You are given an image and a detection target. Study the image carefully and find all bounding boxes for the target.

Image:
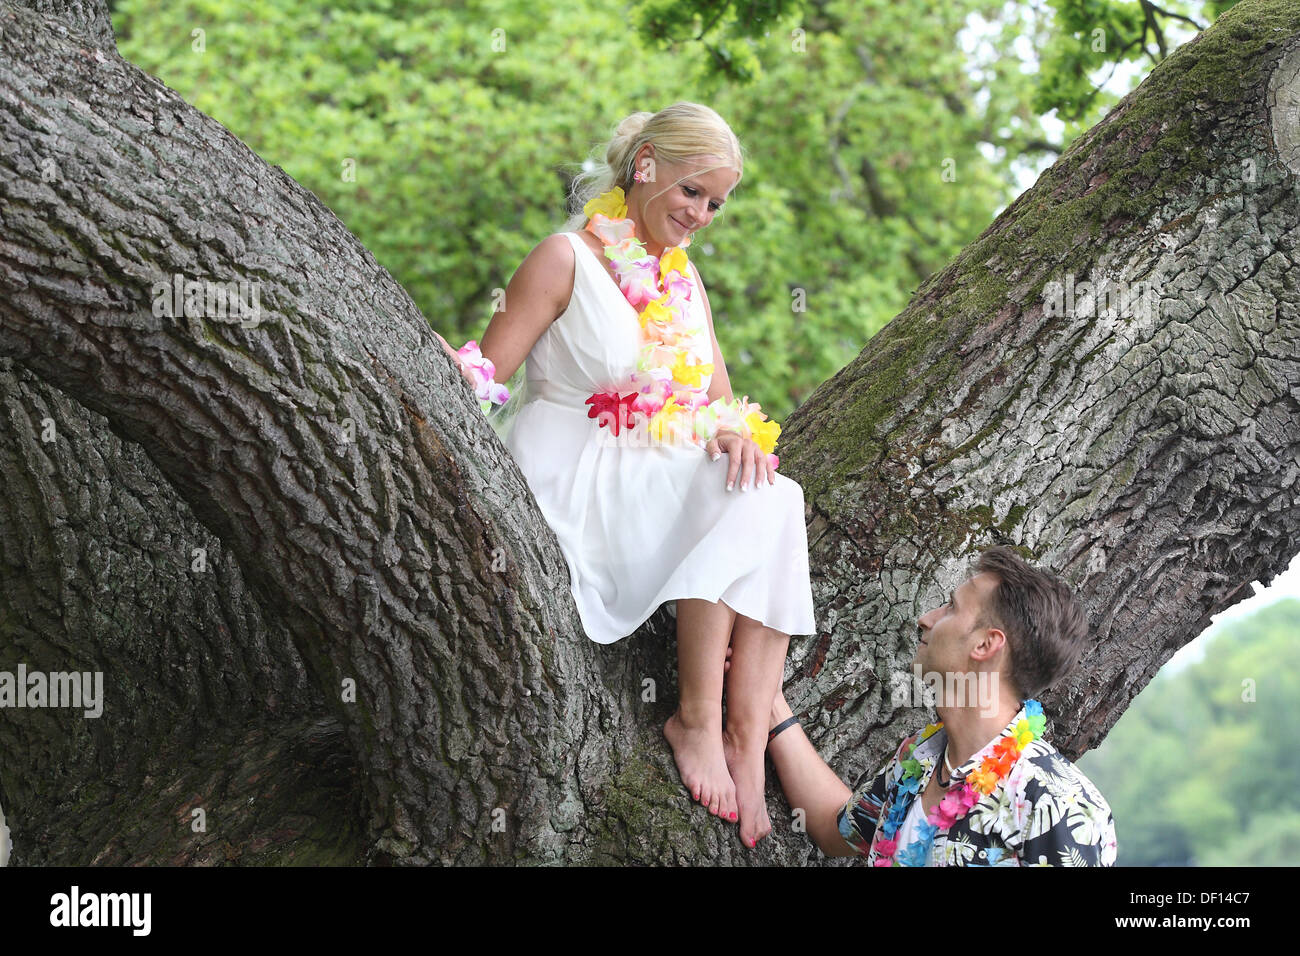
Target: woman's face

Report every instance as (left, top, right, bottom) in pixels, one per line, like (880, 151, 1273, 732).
(629, 148, 737, 249)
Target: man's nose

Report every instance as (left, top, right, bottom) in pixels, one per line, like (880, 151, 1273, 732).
(917, 607, 939, 631)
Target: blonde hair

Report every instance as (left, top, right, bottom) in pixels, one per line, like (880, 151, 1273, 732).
(562, 102, 745, 232)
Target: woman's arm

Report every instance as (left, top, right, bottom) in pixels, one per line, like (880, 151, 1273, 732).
(689, 261, 734, 406)
(691, 260, 779, 489)
(439, 233, 575, 387)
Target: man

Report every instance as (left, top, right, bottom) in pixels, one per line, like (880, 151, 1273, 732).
(766, 546, 1117, 865)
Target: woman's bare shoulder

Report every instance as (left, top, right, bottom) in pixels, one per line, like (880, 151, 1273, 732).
(508, 232, 577, 328)
(514, 232, 576, 288)
(531, 231, 577, 266)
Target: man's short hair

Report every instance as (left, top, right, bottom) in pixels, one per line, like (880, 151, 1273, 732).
(973, 546, 1089, 698)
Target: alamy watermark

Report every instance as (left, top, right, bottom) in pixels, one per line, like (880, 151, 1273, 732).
(890, 663, 1000, 717)
(1042, 270, 1163, 322)
(0, 665, 103, 718)
(152, 272, 263, 328)
(50, 886, 150, 936)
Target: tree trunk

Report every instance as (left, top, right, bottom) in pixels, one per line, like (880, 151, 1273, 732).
(1, 0, 1297, 865)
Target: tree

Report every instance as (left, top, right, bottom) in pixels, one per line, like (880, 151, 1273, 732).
(0, 0, 1297, 865)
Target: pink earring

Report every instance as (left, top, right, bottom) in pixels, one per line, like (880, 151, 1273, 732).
(633, 167, 649, 183)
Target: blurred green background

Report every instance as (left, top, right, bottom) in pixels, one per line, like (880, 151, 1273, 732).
(1078, 598, 1300, 866)
(109, 0, 1236, 421)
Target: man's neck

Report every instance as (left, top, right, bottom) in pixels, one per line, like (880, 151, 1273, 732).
(936, 695, 1023, 768)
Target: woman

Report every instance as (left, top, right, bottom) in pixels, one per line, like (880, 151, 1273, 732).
(437, 103, 816, 849)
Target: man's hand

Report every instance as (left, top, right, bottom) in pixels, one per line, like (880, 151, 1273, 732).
(770, 688, 795, 730)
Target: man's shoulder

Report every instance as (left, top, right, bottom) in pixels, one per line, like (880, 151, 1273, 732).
(1005, 737, 1118, 865)
(1015, 738, 1111, 810)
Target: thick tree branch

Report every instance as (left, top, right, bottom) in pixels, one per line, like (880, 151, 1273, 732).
(0, 0, 604, 865)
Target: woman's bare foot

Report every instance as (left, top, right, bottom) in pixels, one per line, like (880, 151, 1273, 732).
(722, 727, 772, 848)
(664, 709, 738, 822)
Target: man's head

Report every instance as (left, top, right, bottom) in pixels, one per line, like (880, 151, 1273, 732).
(915, 546, 1089, 702)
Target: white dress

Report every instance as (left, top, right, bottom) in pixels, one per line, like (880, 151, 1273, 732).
(502, 231, 817, 644)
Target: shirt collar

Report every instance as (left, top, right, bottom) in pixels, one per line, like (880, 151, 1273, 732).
(915, 702, 1033, 778)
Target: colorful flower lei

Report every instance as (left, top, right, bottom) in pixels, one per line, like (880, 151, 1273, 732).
(874, 699, 1046, 867)
(580, 187, 781, 468)
(456, 339, 510, 413)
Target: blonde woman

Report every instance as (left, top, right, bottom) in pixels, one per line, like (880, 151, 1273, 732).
(437, 103, 816, 849)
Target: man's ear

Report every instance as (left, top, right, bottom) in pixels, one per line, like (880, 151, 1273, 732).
(971, 625, 1007, 663)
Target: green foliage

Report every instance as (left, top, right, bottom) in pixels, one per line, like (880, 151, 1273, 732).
(109, 0, 1220, 422)
(1032, 0, 1231, 132)
(1077, 599, 1300, 866)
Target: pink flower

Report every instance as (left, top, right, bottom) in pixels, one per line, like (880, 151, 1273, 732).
(736, 393, 764, 419)
(662, 270, 693, 303)
(584, 391, 639, 436)
(617, 257, 661, 308)
(927, 803, 957, 829)
(927, 784, 980, 829)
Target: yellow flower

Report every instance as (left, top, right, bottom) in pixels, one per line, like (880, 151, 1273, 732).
(967, 767, 1000, 795)
(659, 246, 689, 281)
(672, 352, 713, 388)
(1013, 720, 1034, 748)
(583, 187, 628, 222)
(744, 412, 781, 455)
(639, 295, 675, 331)
(648, 396, 682, 443)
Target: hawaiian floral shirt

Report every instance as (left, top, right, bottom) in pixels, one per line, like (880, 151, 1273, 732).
(837, 705, 1118, 866)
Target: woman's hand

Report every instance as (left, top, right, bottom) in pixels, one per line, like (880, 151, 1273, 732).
(433, 331, 475, 387)
(705, 427, 776, 492)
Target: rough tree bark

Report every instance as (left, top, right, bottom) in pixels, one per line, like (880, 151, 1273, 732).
(1, 0, 1297, 865)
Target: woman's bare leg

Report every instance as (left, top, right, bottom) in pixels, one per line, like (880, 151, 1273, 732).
(663, 598, 739, 822)
(723, 613, 791, 848)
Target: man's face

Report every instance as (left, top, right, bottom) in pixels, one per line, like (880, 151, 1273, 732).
(915, 571, 1000, 678)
